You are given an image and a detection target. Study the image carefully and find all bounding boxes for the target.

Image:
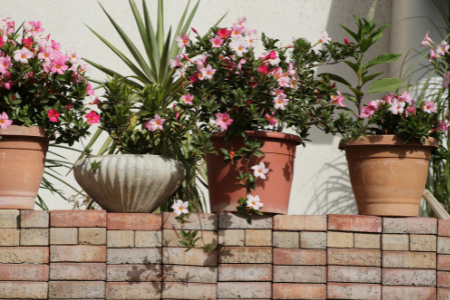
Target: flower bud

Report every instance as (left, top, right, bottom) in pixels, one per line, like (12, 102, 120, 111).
(343, 38, 349, 45)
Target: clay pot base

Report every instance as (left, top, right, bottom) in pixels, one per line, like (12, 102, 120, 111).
(357, 202, 419, 217)
(0, 197, 35, 210)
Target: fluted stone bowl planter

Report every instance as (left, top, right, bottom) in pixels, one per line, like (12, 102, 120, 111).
(74, 154, 185, 212)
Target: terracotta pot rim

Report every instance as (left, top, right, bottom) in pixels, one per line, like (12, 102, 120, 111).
(210, 130, 302, 145)
(338, 135, 438, 150)
(0, 125, 47, 138)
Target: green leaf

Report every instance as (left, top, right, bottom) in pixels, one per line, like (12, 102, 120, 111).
(340, 25, 359, 42)
(156, 0, 165, 55)
(343, 60, 360, 74)
(362, 72, 383, 84)
(348, 86, 364, 97)
(367, 78, 403, 94)
(366, 53, 402, 68)
(360, 38, 372, 52)
(319, 73, 351, 86)
(369, 24, 390, 39)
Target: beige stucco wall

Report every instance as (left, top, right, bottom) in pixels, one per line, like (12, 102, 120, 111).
(0, 0, 393, 213)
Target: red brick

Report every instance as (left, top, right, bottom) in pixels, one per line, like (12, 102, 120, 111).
(383, 269, 436, 286)
(382, 286, 436, 300)
(49, 281, 105, 298)
(0, 264, 48, 281)
(50, 263, 106, 280)
(50, 210, 106, 227)
(328, 249, 381, 266)
(272, 283, 326, 299)
(163, 265, 215, 283)
(439, 220, 450, 237)
(439, 272, 450, 288)
(218, 247, 272, 264)
(274, 266, 326, 283)
(327, 283, 381, 299)
(163, 248, 216, 266)
(163, 212, 217, 230)
(0, 246, 48, 263)
(218, 282, 271, 299)
(0, 281, 48, 299)
(107, 213, 161, 230)
(438, 288, 450, 300)
(327, 266, 381, 284)
(274, 215, 326, 231)
(383, 217, 437, 234)
(50, 245, 106, 262)
(106, 282, 161, 299)
(382, 251, 436, 269)
(439, 255, 450, 271)
(328, 214, 382, 233)
(274, 249, 326, 265)
(218, 264, 271, 281)
(163, 282, 217, 299)
(107, 264, 162, 281)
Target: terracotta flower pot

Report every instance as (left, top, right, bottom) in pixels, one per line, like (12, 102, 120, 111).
(74, 154, 186, 212)
(0, 125, 49, 210)
(206, 131, 302, 214)
(339, 135, 438, 216)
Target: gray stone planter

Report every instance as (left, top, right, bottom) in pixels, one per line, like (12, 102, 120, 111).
(74, 154, 185, 212)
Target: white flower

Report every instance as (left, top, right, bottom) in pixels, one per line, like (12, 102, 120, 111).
(246, 195, 263, 210)
(171, 200, 189, 216)
(388, 100, 405, 115)
(319, 31, 331, 44)
(229, 40, 249, 57)
(251, 162, 269, 180)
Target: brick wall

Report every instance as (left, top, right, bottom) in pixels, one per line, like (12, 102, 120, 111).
(0, 210, 448, 299)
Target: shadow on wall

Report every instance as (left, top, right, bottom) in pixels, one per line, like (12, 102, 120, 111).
(300, 0, 392, 215)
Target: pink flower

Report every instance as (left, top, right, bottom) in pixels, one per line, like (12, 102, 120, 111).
(85, 111, 100, 125)
(423, 101, 437, 113)
(201, 64, 216, 80)
(51, 55, 69, 75)
(145, 114, 165, 132)
(264, 113, 278, 125)
(273, 94, 289, 110)
(397, 91, 412, 104)
(237, 16, 247, 27)
(360, 106, 374, 118)
(246, 194, 263, 210)
(0, 111, 12, 130)
(215, 112, 233, 130)
(437, 120, 448, 132)
(37, 48, 55, 63)
(28, 21, 44, 34)
(389, 100, 405, 115)
(190, 73, 199, 83)
(368, 100, 381, 111)
(171, 199, 189, 216)
(180, 93, 194, 105)
(405, 107, 416, 117)
(217, 28, 231, 38)
(429, 49, 439, 62)
(51, 40, 61, 52)
(382, 93, 395, 104)
(251, 162, 269, 180)
(421, 31, 433, 48)
(319, 31, 331, 44)
(231, 24, 244, 38)
(331, 92, 345, 107)
(258, 64, 269, 74)
(436, 40, 449, 56)
(0, 55, 12, 72)
(195, 56, 207, 69)
(175, 33, 190, 48)
(210, 35, 224, 48)
(47, 109, 60, 122)
(169, 55, 183, 69)
(443, 72, 450, 88)
(13, 47, 33, 63)
(42, 62, 51, 73)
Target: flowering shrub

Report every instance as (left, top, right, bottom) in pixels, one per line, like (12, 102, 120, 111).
(0, 17, 98, 145)
(168, 16, 361, 221)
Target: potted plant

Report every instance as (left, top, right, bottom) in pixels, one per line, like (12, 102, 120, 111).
(175, 17, 360, 220)
(0, 18, 98, 210)
(74, 76, 193, 213)
(315, 16, 446, 216)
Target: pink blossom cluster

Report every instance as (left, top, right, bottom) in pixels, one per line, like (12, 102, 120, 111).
(420, 32, 450, 88)
(0, 17, 100, 128)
